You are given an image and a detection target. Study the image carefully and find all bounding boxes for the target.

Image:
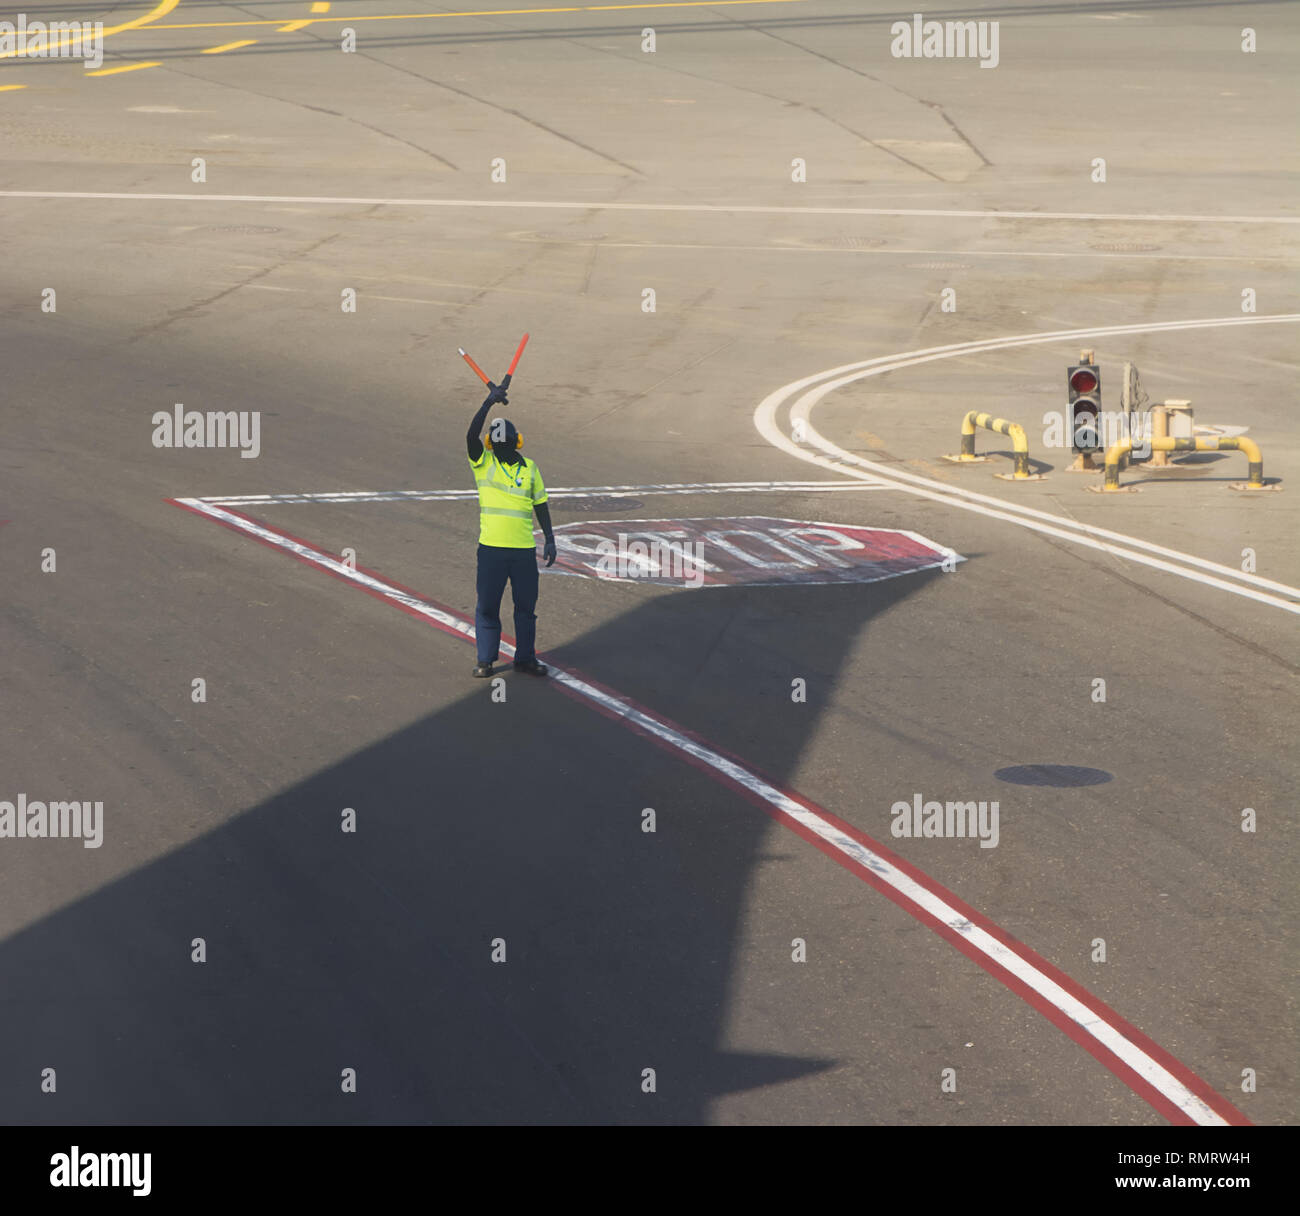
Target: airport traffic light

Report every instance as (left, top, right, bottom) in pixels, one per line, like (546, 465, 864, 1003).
(1067, 354, 1101, 453)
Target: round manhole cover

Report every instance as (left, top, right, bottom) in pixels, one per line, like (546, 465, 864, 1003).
(555, 495, 643, 512)
(1089, 242, 1161, 252)
(994, 765, 1113, 787)
(207, 225, 282, 234)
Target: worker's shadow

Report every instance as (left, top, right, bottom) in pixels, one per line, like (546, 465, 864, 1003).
(0, 568, 938, 1124)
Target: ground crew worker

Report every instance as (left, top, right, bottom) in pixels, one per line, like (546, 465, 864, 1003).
(467, 380, 556, 678)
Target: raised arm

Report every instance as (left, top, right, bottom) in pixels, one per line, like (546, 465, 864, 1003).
(466, 384, 505, 460)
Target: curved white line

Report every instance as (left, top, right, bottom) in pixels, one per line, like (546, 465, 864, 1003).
(754, 316, 1300, 614)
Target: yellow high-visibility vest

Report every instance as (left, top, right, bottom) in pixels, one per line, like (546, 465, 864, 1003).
(468, 449, 547, 547)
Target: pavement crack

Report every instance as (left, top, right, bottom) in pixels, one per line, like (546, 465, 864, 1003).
(1031, 510, 1298, 673)
(922, 100, 993, 169)
(297, 98, 462, 172)
(398, 241, 554, 356)
(580, 240, 599, 296)
(169, 4, 462, 171)
(345, 48, 645, 178)
(127, 233, 341, 344)
(575, 335, 735, 432)
(707, 5, 991, 175)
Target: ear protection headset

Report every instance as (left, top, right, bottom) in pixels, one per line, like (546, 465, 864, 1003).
(489, 418, 524, 451)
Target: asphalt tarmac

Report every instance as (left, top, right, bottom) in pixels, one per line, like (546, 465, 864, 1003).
(0, 0, 1295, 1125)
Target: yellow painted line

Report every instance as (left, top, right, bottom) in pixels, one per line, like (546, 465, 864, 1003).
(2, 0, 181, 58)
(311, 2, 331, 11)
(279, 19, 313, 31)
(0, 83, 28, 91)
(202, 39, 259, 53)
(86, 61, 162, 76)
(148, 0, 804, 33)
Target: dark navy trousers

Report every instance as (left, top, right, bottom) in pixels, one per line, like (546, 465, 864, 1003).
(475, 544, 539, 664)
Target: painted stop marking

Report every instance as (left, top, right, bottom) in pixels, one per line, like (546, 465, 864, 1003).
(541, 517, 961, 587)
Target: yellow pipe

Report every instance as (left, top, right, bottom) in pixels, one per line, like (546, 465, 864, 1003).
(959, 411, 1032, 477)
(1101, 436, 1265, 491)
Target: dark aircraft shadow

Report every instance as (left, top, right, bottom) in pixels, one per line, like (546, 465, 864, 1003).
(0, 566, 940, 1124)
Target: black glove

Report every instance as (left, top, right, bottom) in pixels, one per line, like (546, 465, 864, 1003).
(543, 539, 557, 568)
(483, 381, 508, 407)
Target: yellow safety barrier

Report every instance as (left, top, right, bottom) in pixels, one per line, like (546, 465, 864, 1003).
(944, 411, 1043, 481)
(1093, 435, 1273, 493)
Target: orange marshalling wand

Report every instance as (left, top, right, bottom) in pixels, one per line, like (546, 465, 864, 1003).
(503, 333, 529, 384)
(457, 346, 492, 387)
(458, 334, 529, 389)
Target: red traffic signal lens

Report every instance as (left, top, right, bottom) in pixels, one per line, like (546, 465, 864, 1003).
(1070, 368, 1098, 393)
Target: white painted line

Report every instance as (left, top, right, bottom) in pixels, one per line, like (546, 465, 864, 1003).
(754, 316, 1300, 614)
(173, 495, 1243, 1126)
(0, 191, 1295, 225)
(179, 499, 487, 649)
(197, 479, 890, 506)
(532, 239, 1296, 266)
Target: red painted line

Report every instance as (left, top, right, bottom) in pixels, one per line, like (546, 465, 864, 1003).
(545, 663, 1243, 1126)
(171, 497, 512, 651)
(169, 496, 1250, 1126)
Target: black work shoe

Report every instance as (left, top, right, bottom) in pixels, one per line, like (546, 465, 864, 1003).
(472, 662, 494, 678)
(512, 659, 548, 677)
